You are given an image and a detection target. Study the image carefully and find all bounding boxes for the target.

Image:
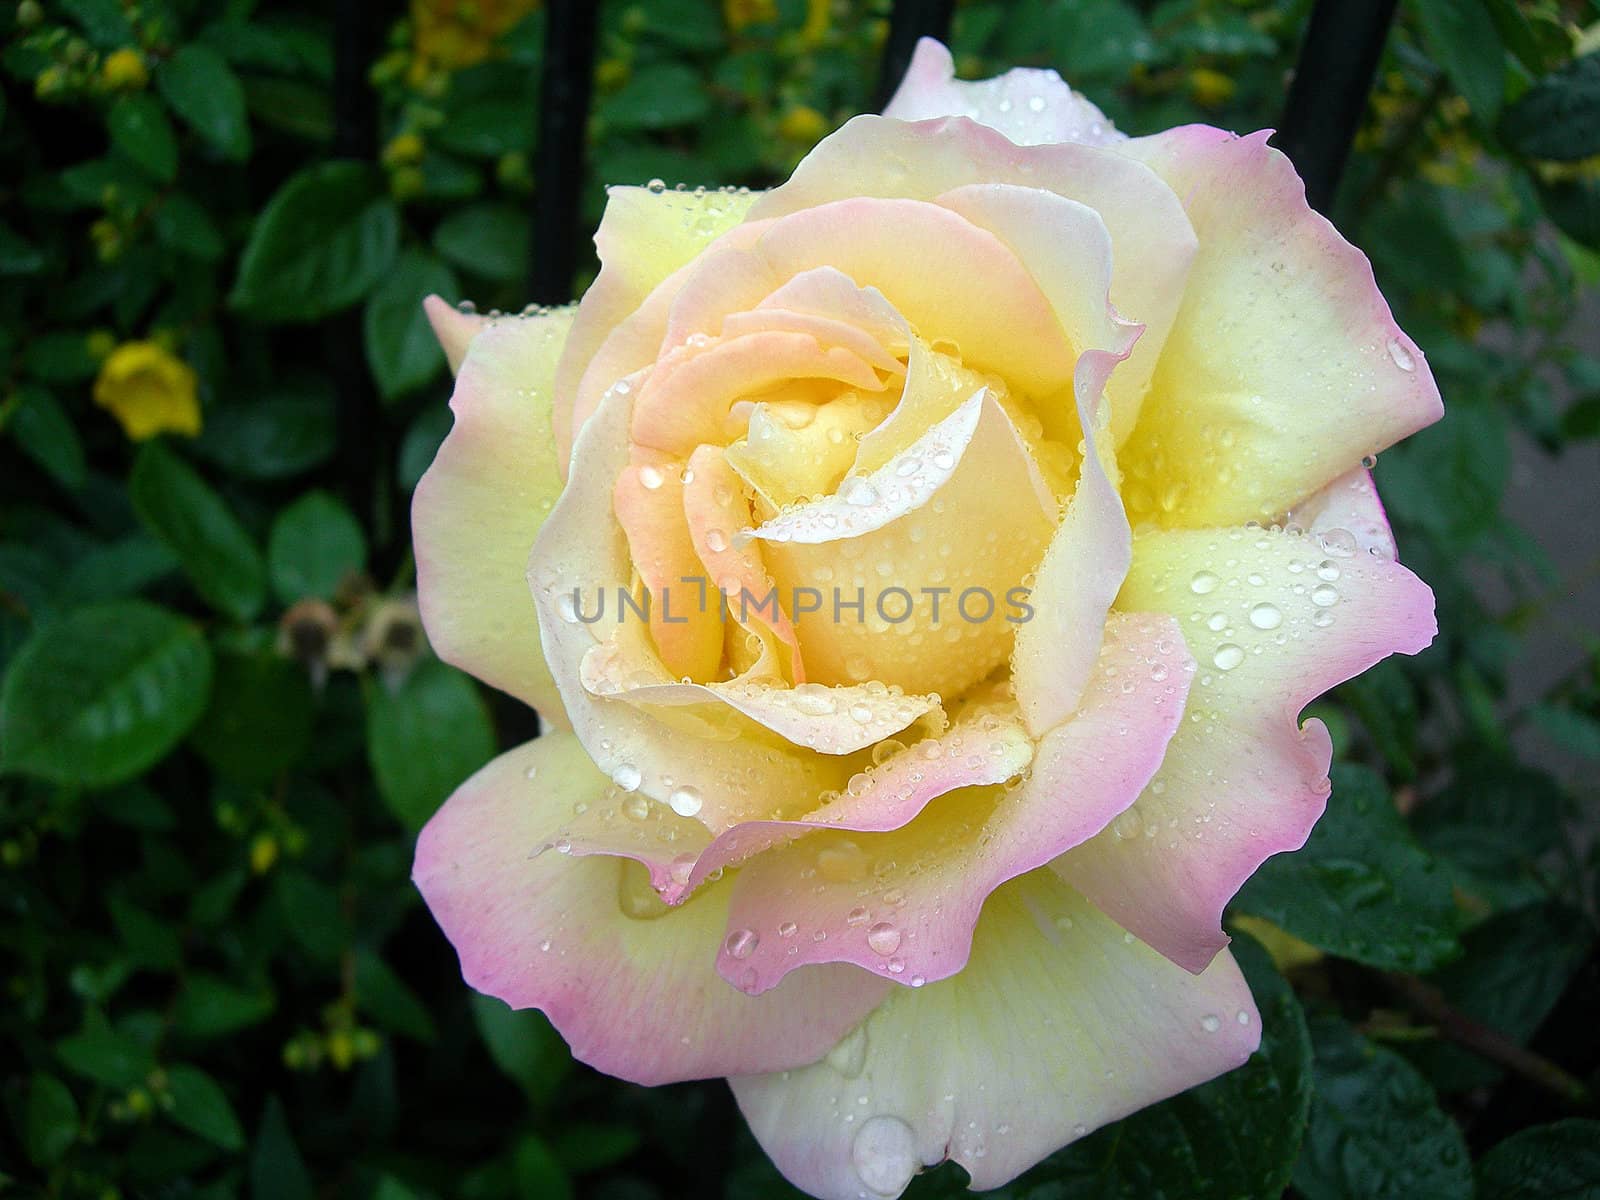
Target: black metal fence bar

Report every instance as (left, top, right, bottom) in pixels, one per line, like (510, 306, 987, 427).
(1272, 0, 1399, 214)
(874, 0, 957, 112)
(530, 0, 601, 305)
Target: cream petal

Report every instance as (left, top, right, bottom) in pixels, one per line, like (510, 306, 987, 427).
(1054, 523, 1437, 972)
(413, 308, 576, 723)
(883, 37, 1128, 149)
(731, 869, 1259, 1199)
(1115, 127, 1444, 526)
(412, 733, 889, 1085)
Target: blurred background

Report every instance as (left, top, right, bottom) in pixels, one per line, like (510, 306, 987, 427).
(2, 1, 1598, 1198)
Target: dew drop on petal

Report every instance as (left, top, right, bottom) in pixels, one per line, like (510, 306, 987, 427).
(1386, 336, 1416, 372)
(1248, 602, 1282, 630)
(668, 786, 703, 817)
(1200, 1014, 1222, 1033)
(1190, 570, 1219, 595)
(852, 1116, 919, 1197)
(611, 762, 642, 792)
(866, 922, 902, 956)
(1212, 643, 1245, 671)
(725, 928, 759, 960)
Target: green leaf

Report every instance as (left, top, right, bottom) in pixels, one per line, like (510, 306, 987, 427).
(109, 893, 183, 970)
(471, 993, 573, 1104)
(267, 490, 366, 604)
(251, 1097, 314, 1200)
(274, 868, 347, 963)
(55, 535, 178, 607)
(354, 950, 438, 1043)
(362, 250, 458, 402)
(57, 1018, 157, 1088)
(10, 385, 87, 490)
(189, 648, 314, 784)
(1234, 764, 1461, 972)
(108, 93, 178, 182)
(0, 218, 47, 275)
(164, 1064, 244, 1150)
(432, 203, 529, 282)
(1294, 1019, 1471, 1200)
(365, 657, 495, 831)
(598, 63, 711, 131)
(1535, 178, 1600, 251)
(976, 930, 1310, 1199)
(0, 601, 213, 787)
(157, 45, 251, 161)
(1406, 902, 1592, 1093)
(230, 162, 400, 321)
(550, 1122, 642, 1174)
(173, 972, 275, 1038)
(1413, 0, 1505, 122)
(193, 385, 337, 480)
(23, 1072, 79, 1167)
(154, 192, 224, 262)
(130, 441, 267, 621)
(514, 1134, 573, 1200)
(1528, 703, 1600, 758)
(1499, 54, 1600, 162)
(62, 0, 136, 46)
(1477, 1120, 1600, 1199)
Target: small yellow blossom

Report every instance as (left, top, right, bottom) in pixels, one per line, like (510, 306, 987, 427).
(101, 47, 149, 91)
(1188, 67, 1235, 109)
(250, 833, 280, 875)
(382, 131, 426, 167)
(801, 0, 830, 44)
(411, 0, 540, 77)
(93, 341, 202, 441)
(778, 103, 828, 144)
(724, 0, 776, 32)
(595, 57, 630, 90)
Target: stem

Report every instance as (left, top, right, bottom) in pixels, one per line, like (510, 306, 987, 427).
(1385, 972, 1594, 1107)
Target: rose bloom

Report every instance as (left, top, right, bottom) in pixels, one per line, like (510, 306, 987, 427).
(411, 40, 1439, 1200)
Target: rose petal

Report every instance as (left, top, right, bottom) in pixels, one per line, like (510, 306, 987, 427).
(1115, 127, 1444, 526)
(883, 37, 1127, 150)
(717, 613, 1193, 994)
(754, 391, 1058, 698)
(553, 184, 758, 467)
(1011, 346, 1131, 735)
(1054, 523, 1437, 972)
(531, 379, 852, 830)
(752, 115, 1198, 441)
(412, 733, 890, 1084)
(1287, 465, 1399, 561)
(423, 294, 491, 373)
(731, 869, 1259, 1200)
(413, 308, 575, 723)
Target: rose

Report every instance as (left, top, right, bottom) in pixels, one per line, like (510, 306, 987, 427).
(410, 39, 1440, 1199)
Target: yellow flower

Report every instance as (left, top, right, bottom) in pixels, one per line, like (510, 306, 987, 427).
(93, 341, 201, 441)
(801, 0, 830, 44)
(776, 103, 827, 144)
(1188, 67, 1235, 109)
(1230, 915, 1324, 972)
(723, 0, 776, 32)
(382, 131, 426, 167)
(100, 47, 149, 91)
(411, 0, 540, 75)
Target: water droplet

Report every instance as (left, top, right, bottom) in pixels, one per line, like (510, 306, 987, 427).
(1312, 608, 1335, 628)
(621, 793, 650, 821)
(1112, 807, 1144, 840)
(1027, 94, 1046, 112)
(1190, 571, 1219, 595)
(646, 177, 667, 194)
(839, 475, 879, 506)
(1386, 336, 1415, 371)
(638, 465, 664, 490)
(846, 905, 871, 927)
(1310, 583, 1340, 608)
(1212, 643, 1245, 671)
(1200, 1013, 1222, 1033)
(705, 528, 729, 553)
(851, 1115, 918, 1196)
(850, 703, 874, 723)
(725, 928, 759, 959)
(1248, 603, 1282, 631)
(611, 762, 642, 792)
(668, 786, 703, 817)
(866, 922, 902, 956)
(1318, 527, 1358, 557)
(1236, 1009, 1252, 1026)
(1316, 559, 1341, 582)
(523, 764, 538, 780)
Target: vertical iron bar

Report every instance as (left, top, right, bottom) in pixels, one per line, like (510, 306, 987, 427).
(874, 0, 957, 112)
(529, 0, 600, 305)
(1271, 0, 1399, 214)
(330, 0, 383, 552)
